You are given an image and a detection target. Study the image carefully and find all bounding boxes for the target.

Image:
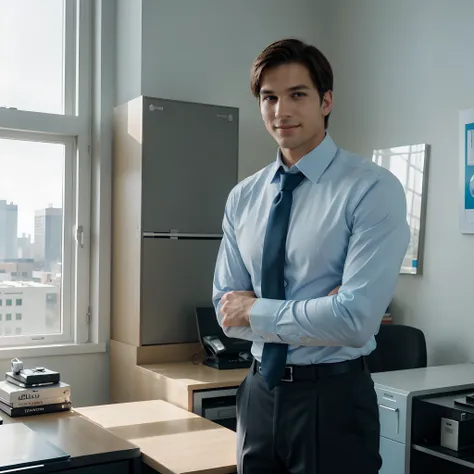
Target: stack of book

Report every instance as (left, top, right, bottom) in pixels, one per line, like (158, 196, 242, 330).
(0, 380, 71, 417)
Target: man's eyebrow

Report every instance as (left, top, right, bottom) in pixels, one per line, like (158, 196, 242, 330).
(260, 84, 312, 95)
(287, 84, 311, 92)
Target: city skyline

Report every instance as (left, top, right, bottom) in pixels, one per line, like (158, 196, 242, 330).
(0, 138, 64, 237)
(0, 196, 62, 242)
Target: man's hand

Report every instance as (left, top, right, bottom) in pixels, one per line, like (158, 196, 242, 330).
(220, 291, 257, 328)
(328, 285, 341, 296)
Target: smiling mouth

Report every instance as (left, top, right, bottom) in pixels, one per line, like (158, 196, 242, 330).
(275, 125, 300, 134)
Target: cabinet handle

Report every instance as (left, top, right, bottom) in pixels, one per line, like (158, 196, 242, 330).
(379, 404, 400, 434)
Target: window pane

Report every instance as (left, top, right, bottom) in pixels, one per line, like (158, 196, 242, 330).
(0, 137, 64, 336)
(0, 0, 65, 114)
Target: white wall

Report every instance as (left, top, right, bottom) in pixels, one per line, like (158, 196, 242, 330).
(140, 0, 327, 179)
(322, 0, 474, 365)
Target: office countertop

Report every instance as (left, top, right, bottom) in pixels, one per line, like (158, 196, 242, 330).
(138, 360, 248, 392)
(0, 409, 140, 468)
(372, 363, 474, 395)
(77, 399, 237, 474)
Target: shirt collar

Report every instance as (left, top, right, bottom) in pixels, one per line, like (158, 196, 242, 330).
(269, 133, 338, 185)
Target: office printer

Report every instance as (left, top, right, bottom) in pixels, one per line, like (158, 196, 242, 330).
(195, 307, 253, 370)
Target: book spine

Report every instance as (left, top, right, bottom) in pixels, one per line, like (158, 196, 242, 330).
(7, 402, 72, 417)
(3, 395, 71, 409)
(3, 388, 71, 405)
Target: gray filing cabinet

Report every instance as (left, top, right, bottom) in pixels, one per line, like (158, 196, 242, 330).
(372, 363, 474, 474)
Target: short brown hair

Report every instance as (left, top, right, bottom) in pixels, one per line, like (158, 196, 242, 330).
(250, 38, 333, 128)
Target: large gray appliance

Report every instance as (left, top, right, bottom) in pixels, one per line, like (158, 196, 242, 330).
(139, 97, 238, 345)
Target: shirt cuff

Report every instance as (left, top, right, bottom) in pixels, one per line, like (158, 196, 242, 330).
(249, 298, 285, 340)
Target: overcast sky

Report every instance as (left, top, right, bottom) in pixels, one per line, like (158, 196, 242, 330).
(0, 0, 64, 238)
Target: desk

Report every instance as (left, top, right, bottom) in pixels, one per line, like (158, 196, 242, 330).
(110, 340, 247, 415)
(137, 361, 247, 413)
(372, 363, 474, 474)
(77, 399, 237, 474)
(0, 409, 140, 473)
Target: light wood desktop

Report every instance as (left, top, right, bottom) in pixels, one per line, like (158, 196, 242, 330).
(110, 339, 247, 412)
(77, 399, 237, 474)
(137, 361, 248, 411)
(1, 399, 236, 474)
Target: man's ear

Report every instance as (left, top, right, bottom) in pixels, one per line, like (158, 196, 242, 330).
(322, 90, 333, 116)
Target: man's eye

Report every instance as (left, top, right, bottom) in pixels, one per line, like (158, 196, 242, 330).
(263, 96, 277, 102)
(292, 92, 306, 98)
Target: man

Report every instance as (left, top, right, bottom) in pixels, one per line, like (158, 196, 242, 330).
(212, 38, 410, 474)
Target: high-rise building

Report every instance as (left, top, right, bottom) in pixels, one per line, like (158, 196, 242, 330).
(0, 200, 18, 260)
(34, 207, 62, 271)
(17, 233, 33, 259)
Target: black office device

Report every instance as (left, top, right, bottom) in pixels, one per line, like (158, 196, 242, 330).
(7, 359, 60, 388)
(195, 306, 253, 370)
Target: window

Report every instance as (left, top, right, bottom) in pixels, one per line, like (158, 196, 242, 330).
(0, 314, 2, 321)
(5, 327, 11, 335)
(0, 0, 91, 347)
(0, 300, 2, 306)
(6, 314, 11, 321)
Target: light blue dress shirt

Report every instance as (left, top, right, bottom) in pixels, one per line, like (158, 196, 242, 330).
(213, 134, 410, 365)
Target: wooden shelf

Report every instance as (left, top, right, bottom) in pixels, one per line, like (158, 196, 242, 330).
(413, 443, 474, 469)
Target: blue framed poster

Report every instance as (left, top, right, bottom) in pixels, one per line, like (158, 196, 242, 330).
(460, 109, 474, 233)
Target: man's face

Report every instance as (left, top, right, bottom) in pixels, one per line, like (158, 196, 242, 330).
(259, 62, 332, 156)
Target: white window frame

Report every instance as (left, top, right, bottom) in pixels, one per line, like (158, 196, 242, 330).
(0, 0, 91, 348)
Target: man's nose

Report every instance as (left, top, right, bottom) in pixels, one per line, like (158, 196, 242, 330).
(274, 98, 293, 119)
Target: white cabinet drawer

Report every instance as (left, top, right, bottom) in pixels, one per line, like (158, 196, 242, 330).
(379, 437, 406, 474)
(376, 388, 407, 443)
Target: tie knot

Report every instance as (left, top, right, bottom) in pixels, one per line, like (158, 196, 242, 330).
(280, 170, 306, 192)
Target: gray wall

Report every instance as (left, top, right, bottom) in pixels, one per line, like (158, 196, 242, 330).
(115, 0, 142, 105)
(139, 0, 327, 179)
(321, 0, 474, 365)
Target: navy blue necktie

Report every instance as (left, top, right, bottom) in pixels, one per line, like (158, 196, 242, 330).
(260, 169, 306, 389)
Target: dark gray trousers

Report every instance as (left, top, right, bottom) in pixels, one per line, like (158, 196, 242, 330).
(236, 363, 382, 474)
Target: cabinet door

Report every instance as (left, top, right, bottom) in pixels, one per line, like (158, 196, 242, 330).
(141, 237, 221, 345)
(141, 97, 238, 234)
(379, 437, 406, 474)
